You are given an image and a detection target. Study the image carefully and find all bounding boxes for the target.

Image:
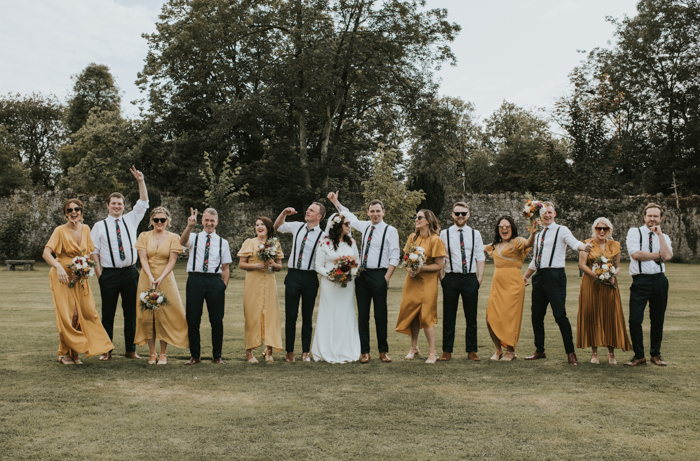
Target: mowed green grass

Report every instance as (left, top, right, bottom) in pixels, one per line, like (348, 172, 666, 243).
(1, 261, 698, 460)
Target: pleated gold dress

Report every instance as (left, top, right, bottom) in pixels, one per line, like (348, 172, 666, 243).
(576, 239, 631, 350)
(133, 231, 189, 349)
(238, 238, 284, 351)
(46, 225, 113, 358)
(484, 237, 531, 351)
(396, 233, 446, 335)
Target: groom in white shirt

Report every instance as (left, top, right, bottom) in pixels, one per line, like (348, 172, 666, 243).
(523, 202, 591, 365)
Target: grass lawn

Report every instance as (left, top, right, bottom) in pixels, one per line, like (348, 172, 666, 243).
(1, 260, 698, 460)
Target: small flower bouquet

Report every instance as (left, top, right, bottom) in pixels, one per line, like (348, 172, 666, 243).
(328, 255, 358, 287)
(401, 244, 425, 270)
(257, 237, 279, 273)
(591, 255, 618, 289)
(66, 255, 96, 288)
(522, 199, 545, 232)
(139, 288, 170, 311)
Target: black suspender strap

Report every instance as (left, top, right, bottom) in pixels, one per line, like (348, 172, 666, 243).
(534, 231, 541, 263)
(548, 227, 561, 268)
(361, 226, 370, 261)
(191, 234, 199, 272)
(306, 231, 323, 270)
(291, 226, 304, 265)
(638, 228, 644, 274)
(469, 229, 475, 273)
(121, 219, 134, 264)
(376, 226, 389, 268)
(446, 229, 454, 272)
(215, 236, 223, 273)
(103, 220, 116, 267)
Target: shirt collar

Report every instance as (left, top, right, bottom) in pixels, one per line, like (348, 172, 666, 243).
(201, 230, 218, 237)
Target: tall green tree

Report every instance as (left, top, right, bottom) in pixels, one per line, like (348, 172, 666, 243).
(66, 63, 121, 134)
(0, 127, 31, 196)
(0, 93, 66, 188)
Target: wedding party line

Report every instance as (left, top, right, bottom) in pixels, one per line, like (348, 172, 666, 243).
(44, 167, 672, 368)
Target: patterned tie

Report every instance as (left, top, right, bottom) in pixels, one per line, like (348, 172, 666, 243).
(649, 231, 653, 253)
(296, 228, 312, 269)
(202, 234, 211, 272)
(362, 226, 375, 269)
(115, 219, 126, 261)
(458, 229, 467, 274)
(535, 227, 549, 270)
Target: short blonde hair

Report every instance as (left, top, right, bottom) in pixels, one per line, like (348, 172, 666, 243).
(453, 202, 469, 212)
(590, 217, 613, 239)
(202, 208, 218, 218)
(543, 201, 555, 210)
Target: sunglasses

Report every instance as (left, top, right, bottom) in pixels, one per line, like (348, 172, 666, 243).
(66, 207, 82, 213)
(342, 222, 350, 227)
(453, 212, 468, 217)
(498, 225, 511, 230)
(152, 218, 168, 224)
(595, 227, 610, 231)
(414, 216, 424, 221)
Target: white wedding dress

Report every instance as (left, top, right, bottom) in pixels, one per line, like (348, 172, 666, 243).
(311, 238, 361, 363)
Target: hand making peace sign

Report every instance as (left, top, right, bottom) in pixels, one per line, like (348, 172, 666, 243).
(187, 208, 198, 228)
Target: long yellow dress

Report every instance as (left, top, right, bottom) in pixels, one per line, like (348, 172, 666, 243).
(238, 238, 284, 351)
(484, 237, 531, 351)
(577, 239, 631, 350)
(396, 233, 446, 335)
(133, 231, 189, 349)
(46, 225, 113, 358)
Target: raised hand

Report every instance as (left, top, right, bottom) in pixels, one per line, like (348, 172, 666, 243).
(282, 207, 297, 216)
(651, 225, 662, 236)
(187, 208, 198, 228)
(327, 191, 339, 203)
(129, 165, 144, 182)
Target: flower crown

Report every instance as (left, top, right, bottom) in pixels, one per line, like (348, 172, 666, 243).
(329, 212, 349, 230)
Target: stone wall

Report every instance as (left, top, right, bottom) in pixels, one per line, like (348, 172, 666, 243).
(2, 190, 699, 261)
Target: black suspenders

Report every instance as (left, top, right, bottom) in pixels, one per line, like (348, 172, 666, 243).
(121, 219, 134, 264)
(446, 229, 454, 272)
(291, 226, 304, 266)
(361, 226, 370, 261)
(376, 226, 389, 268)
(190, 234, 200, 271)
(469, 229, 475, 273)
(215, 236, 223, 273)
(446, 228, 475, 273)
(306, 231, 323, 270)
(547, 227, 561, 268)
(103, 220, 116, 267)
(638, 228, 663, 273)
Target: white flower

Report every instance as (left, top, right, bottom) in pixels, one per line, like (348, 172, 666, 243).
(88, 268, 95, 277)
(409, 254, 419, 261)
(157, 296, 164, 304)
(599, 275, 605, 280)
(539, 207, 546, 217)
(600, 256, 608, 263)
(259, 244, 265, 249)
(140, 292, 147, 301)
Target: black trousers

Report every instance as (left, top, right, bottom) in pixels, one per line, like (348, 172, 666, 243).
(186, 273, 226, 359)
(531, 268, 575, 354)
(98, 266, 139, 353)
(284, 269, 319, 353)
(441, 272, 479, 353)
(356, 269, 389, 354)
(629, 273, 669, 359)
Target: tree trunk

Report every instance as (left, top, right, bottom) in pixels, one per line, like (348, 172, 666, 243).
(298, 111, 312, 192)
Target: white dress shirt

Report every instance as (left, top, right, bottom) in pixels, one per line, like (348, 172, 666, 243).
(440, 224, 485, 274)
(527, 223, 583, 271)
(626, 226, 672, 276)
(91, 199, 149, 268)
(277, 221, 323, 271)
(184, 231, 232, 274)
(337, 205, 400, 269)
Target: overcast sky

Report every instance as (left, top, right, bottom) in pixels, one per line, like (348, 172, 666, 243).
(0, 0, 639, 120)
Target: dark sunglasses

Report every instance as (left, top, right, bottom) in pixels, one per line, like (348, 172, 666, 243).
(342, 222, 350, 226)
(66, 207, 82, 213)
(595, 227, 609, 231)
(152, 218, 168, 224)
(454, 212, 468, 217)
(414, 215, 424, 221)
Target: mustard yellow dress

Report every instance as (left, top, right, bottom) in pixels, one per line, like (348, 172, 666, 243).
(133, 231, 189, 349)
(396, 233, 446, 335)
(484, 237, 531, 350)
(238, 238, 284, 351)
(577, 239, 631, 350)
(46, 225, 113, 358)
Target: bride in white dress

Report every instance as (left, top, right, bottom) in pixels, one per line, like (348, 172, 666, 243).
(311, 213, 361, 363)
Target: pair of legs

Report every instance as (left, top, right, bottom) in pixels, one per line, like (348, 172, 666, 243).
(628, 273, 669, 364)
(59, 304, 83, 365)
(531, 269, 575, 355)
(441, 273, 479, 358)
(284, 269, 318, 362)
(186, 274, 226, 361)
(486, 313, 515, 361)
(99, 267, 139, 360)
(356, 270, 389, 357)
(590, 345, 616, 364)
(246, 346, 273, 363)
(406, 316, 437, 363)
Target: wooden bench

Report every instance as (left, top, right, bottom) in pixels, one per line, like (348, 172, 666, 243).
(5, 260, 36, 271)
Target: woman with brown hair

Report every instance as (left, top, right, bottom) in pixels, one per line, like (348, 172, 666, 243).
(43, 199, 113, 364)
(396, 209, 446, 363)
(133, 206, 188, 364)
(238, 217, 284, 363)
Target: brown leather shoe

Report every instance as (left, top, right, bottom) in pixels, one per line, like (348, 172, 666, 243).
(624, 357, 647, 366)
(438, 352, 452, 361)
(212, 357, 226, 364)
(98, 352, 111, 361)
(124, 352, 141, 359)
(184, 357, 202, 365)
(360, 353, 370, 363)
(467, 352, 481, 362)
(650, 356, 667, 366)
(567, 352, 578, 365)
(285, 352, 295, 363)
(379, 352, 392, 363)
(525, 352, 547, 360)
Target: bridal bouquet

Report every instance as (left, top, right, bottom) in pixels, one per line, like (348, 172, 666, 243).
(328, 256, 358, 288)
(591, 255, 618, 289)
(522, 199, 546, 232)
(256, 237, 279, 273)
(139, 288, 170, 311)
(401, 244, 425, 270)
(66, 255, 96, 288)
